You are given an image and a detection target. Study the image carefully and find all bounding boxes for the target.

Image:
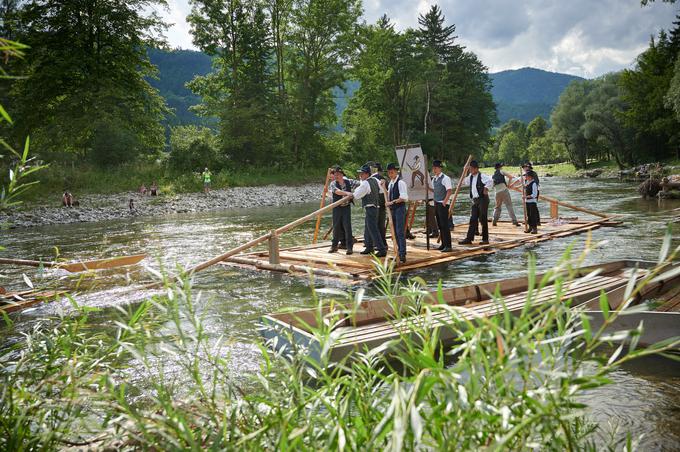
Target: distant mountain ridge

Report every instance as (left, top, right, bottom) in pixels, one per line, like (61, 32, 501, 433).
(490, 67, 585, 124)
(147, 50, 585, 132)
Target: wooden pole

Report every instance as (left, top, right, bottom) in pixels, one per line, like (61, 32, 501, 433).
(447, 154, 474, 218)
(312, 167, 333, 243)
(268, 231, 280, 265)
(187, 195, 353, 274)
(381, 180, 399, 259)
(507, 185, 609, 219)
(424, 154, 430, 251)
(0, 254, 147, 273)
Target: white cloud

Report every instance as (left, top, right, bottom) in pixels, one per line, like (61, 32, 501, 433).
(159, 0, 678, 77)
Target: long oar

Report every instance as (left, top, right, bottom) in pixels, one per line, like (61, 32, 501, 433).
(312, 167, 333, 243)
(438, 154, 473, 243)
(0, 254, 147, 273)
(507, 184, 610, 219)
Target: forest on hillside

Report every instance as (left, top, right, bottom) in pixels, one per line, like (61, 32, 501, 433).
(1, 0, 679, 193)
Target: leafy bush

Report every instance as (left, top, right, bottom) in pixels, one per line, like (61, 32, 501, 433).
(168, 125, 220, 172)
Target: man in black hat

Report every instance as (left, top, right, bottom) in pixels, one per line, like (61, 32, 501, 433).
(459, 160, 493, 245)
(385, 162, 409, 263)
(327, 166, 360, 255)
(517, 162, 540, 226)
(429, 160, 453, 252)
(491, 162, 519, 227)
(369, 161, 388, 249)
(352, 165, 387, 257)
(524, 170, 540, 234)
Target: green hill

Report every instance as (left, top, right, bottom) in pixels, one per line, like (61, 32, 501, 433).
(490, 67, 584, 124)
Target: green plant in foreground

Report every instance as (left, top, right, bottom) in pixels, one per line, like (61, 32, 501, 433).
(1, 240, 679, 450)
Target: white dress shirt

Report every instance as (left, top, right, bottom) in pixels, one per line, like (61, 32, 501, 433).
(387, 178, 409, 203)
(352, 179, 375, 206)
(463, 173, 494, 198)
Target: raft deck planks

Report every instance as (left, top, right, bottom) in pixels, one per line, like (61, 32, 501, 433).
(221, 218, 620, 283)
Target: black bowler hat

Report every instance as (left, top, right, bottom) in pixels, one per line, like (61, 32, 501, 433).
(494, 162, 503, 169)
(522, 161, 533, 169)
(373, 162, 383, 172)
(332, 165, 344, 175)
(432, 160, 443, 168)
(469, 160, 479, 168)
(526, 170, 537, 178)
(357, 165, 371, 174)
(386, 162, 399, 171)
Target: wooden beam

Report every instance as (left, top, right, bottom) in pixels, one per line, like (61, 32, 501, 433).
(268, 231, 280, 265)
(313, 167, 333, 243)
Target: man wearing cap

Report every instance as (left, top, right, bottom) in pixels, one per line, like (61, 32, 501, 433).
(369, 162, 388, 249)
(327, 166, 360, 255)
(385, 163, 409, 263)
(459, 160, 494, 245)
(352, 165, 387, 257)
(491, 163, 519, 227)
(429, 160, 453, 252)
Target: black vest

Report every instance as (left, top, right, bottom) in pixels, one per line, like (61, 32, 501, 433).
(332, 179, 353, 204)
(492, 169, 506, 186)
(372, 174, 386, 208)
(388, 177, 405, 210)
(469, 174, 486, 199)
(362, 177, 380, 208)
(524, 180, 539, 198)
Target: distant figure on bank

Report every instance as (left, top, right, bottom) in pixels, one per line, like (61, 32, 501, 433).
(202, 168, 212, 193)
(138, 184, 147, 195)
(129, 198, 134, 211)
(62, 191, 74, 207)
(353, 165, 387, 257)
(459, 160, 493, 246)
(429, 160, 453, 252)
(385, 163, 409, 263)
(150, 181, 159, 196)
(524, 170, 540, 234)
(491, 162, 519, 227)
(328, 166, 359, 255)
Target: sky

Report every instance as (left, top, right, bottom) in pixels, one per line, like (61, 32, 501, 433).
(155, 0, 678, 78)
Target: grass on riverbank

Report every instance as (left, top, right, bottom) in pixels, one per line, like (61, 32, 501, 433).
(17, 163, 330, 204)
(2, 241, 679, 450)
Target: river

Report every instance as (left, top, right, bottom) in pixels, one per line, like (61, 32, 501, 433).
(1, 176, 679, 449)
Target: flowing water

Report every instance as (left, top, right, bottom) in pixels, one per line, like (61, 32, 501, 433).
(2, 177, 679, 449)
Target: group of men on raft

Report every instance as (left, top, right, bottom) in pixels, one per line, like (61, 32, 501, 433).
(327, 160, 540, 264)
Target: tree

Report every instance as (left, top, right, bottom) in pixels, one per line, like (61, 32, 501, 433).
(551, 80, 593, 169)
(11, 0, 168, 165)
(619, 30, 680, 160)
(498, 131, 524, 164)
(527, 116, 548, 142)
(168, 125, 219, 171)
(666, 58, 680, 121)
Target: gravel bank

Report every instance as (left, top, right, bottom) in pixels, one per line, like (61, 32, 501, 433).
(1, 184, 325, 229)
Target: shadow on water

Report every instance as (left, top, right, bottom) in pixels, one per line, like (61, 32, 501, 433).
(1, 176, 680, 448)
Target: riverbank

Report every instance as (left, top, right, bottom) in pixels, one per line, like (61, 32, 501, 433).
(0, 184, 325, 229)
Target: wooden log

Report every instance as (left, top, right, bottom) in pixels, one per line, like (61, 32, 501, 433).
(0, 254, 146, 273)
(187, 195, 353, 274)
(550, 201, 558, 219)
(508, 185, 609, 218)
(447, 154, 473, 218)
(268, 231, 280, 265)
(313, 168, 333, 243)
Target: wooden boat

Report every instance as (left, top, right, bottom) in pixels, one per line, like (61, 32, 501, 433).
(584, 272, 680, 351)
(260, 260, 679, 363)
(0, 288, 66, 314)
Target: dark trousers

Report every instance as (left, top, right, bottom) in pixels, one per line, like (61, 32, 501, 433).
(466, 196, 490, 241)
(526, 202, 540, 229)
(426, 204, 439, 235)
(434, 202, 452, 248)
(363, 206, 386, 253)
(390, 205, 407, 258)
(378, 206, 387, 247)
(331, 206, 353, 250)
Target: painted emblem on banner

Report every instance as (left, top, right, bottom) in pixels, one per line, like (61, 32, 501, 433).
(395, 145, 430, 201)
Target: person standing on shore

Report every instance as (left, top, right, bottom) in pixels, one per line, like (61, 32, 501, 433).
(458, 160, 493, 245)
(202, 168, 212, 194)
(328, 166, 359, 255)
(491, 163, 519, 227)
(385, 163, 409, 263)
(353, 165, 387, 257)
(429, 160, 453, 252)
(524, 170, 540, 234)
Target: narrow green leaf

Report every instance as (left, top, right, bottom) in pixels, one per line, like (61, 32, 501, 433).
(598, 291, 610, 320)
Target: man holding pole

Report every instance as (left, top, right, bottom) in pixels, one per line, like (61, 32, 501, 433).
(353, 165, 387, 257)
(430, 160, 453, 252)
(369, 162, 388, 249)
(327, 166, 360, 255)
(458, 160, 494, 245)
(491, 162, 520, 227)
(385, 163, 409, 263)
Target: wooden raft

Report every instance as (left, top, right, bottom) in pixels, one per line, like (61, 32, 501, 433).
(221, 217, 621, 284)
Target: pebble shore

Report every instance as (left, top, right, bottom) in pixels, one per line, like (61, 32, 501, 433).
(1, 184, 325, 229)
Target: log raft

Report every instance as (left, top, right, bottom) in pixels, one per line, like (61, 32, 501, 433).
(220, 216, 621, 284)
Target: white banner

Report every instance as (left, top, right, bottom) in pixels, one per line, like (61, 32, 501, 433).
(395, 145, 431, 201)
